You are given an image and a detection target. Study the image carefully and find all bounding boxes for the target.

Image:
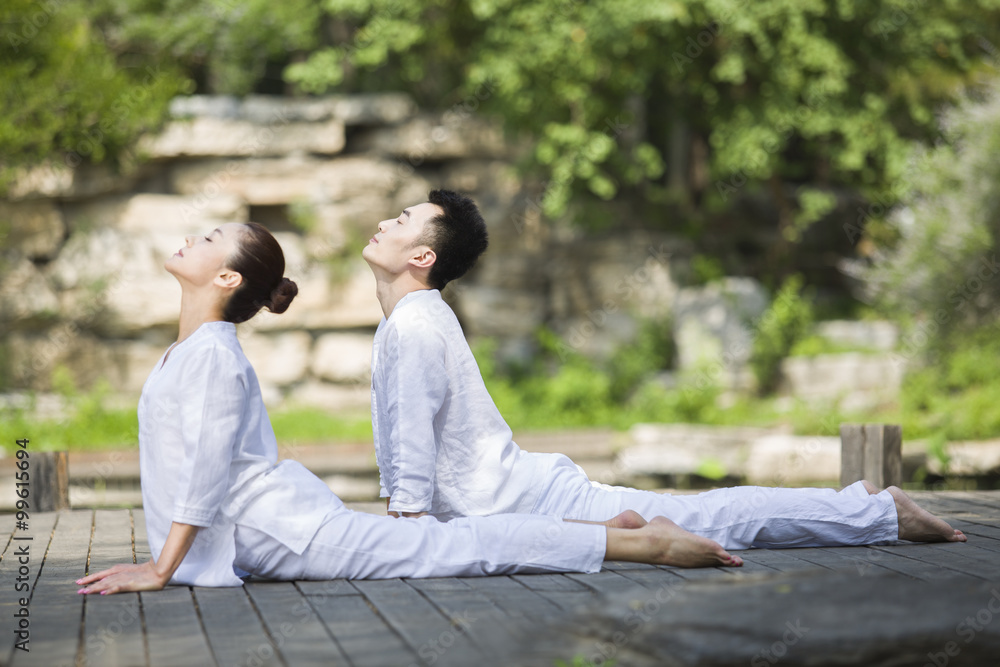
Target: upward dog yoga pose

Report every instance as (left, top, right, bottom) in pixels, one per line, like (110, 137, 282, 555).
(78, 221, 742, 597)
(362, 189, 966, 550)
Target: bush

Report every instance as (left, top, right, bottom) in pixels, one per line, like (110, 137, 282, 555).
(749, 275, 814, 394)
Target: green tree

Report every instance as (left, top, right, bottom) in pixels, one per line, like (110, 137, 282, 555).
(0, 0, 188, 192)
(288, 0, 1000, 236)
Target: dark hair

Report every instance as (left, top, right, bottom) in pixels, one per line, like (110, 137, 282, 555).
(223, 222, 298, 324)
(420, 189, 489, 289)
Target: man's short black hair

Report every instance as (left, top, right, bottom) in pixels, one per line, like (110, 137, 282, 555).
(421, 189, 489, 289)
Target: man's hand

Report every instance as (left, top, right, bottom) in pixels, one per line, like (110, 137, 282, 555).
(76, 560, 168, 596)
(387, 510, 429, 518)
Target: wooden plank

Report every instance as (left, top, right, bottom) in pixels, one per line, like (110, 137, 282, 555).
(460, 576, 563, 621)
(11, 510, 93, 667)
(612, 567, 688, 592)
(876, 542, 1000, 580)
(564, 571, 647, 597)
(306, 588, 416, 667)
(510, 573, 588, 591)
(406, 580, 528, 662)
(736, 548, 826, 574)
(132, 509, 151, 564)
(141, 587, 216, 667)
(244, 582, 349, 666)
(78, 509, 147, 667)
(294, 580, 360, 597)
(777, 546, 901, 577)
(600, 560, 659, 571)
(194, 587, 279, 667)
(0, 511, 59, 664)
(352, 578, 485, 665)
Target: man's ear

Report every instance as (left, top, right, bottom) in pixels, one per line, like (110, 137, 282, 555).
(409, 247, 436, 271)
(215, 269, 243, 290)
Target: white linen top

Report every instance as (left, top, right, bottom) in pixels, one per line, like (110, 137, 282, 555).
(370, 289, 560, 519)
(138, 321, 330, 587)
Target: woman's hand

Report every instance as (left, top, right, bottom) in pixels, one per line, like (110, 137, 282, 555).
(76, 560, 169, 595)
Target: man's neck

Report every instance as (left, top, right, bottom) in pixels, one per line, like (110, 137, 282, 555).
(373, 272, 432, 319)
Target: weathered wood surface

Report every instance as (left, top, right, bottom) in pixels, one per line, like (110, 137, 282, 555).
(840, 423, 903, 488)
(0, 491, 996, 666)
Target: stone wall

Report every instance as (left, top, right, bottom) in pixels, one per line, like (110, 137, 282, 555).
(0, 93, 690, 410)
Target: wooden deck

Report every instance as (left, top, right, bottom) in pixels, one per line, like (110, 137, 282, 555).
(1, 491, 999, 667)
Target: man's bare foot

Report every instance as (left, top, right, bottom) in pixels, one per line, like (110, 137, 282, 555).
(861, 480, 880, 495)
(887, 486, 967, 543)
(604, 510, 647, 529)
(609, 516, 743, 568)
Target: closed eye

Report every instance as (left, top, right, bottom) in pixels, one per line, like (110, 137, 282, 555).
(204, 236, 212, 242)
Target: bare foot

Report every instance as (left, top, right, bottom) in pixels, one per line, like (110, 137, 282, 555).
(604, 510, 647, 529)
(640, 516, 743, 568)
(861, 480, 880, 495)
(887, 486, 967, 543)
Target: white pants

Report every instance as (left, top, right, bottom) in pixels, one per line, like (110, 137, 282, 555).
(531, 457, 899, 550)
(233, 490, 605, 581)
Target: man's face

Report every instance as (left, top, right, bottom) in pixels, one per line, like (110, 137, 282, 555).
(362, 201, 442, 276)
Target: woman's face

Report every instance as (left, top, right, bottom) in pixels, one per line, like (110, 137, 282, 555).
(165, 222, 245, 288)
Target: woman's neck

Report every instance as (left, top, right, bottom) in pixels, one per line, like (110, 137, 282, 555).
(177, 289, 226, 344)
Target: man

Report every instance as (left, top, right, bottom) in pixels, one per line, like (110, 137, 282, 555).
(361, 189, 966, 550)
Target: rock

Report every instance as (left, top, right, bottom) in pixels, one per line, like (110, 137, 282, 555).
(779, 353, 904, 412)
(672, 277, 769, 388)
(46, 228, 181, 333)
(815, 320, 899, 351)
(618, 423, 781, 480)
(0, 258, 60, 323)
(355, 113, 508, 160)
(169, 156, 400, 206)
(170, 93, 416, 126)
(311, 333, 374, 383)
(250, 262, 383, 332)
(535, 571, 1000, 667)
(139, 117, 346, 158)
(285, 380, 371, 412)
(0, 200, 65, 259)
(744, 434, 841, 485)
(5, 161, 138, 201)
(6, 331, 121, 391)
(117, 193, 247, 232)
(928, 440, 1000, 476)
(456, 285, 546, 338)
(240, 331, 312, 387)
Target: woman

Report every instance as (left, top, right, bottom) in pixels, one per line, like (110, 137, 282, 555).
(77, 222, 742, 595)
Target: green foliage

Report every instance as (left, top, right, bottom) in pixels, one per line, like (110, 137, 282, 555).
(690, 255, 725, 285)
(750, 276, 814, 394)
(898, 325, 1000, 442)
(0, 0, 188, 192)
(864, 82, 1000, 348)
(789, 334, 880, 357)
(0, 367, 139, 452)
(554, 656, 614, 667)
(607, 317, 675, 402)
(288, 0, 1000, 229)
(269, 408, 373, 443)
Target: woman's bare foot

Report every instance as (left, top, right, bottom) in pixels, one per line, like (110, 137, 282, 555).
(887, 486, 967, 543)
(606, 516, 743, 568)
(604, 510, 647, 529)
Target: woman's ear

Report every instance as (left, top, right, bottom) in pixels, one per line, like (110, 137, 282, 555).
(215, 269, 243, 290)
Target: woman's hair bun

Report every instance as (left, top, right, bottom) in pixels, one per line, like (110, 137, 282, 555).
(268, 277, 298, 314)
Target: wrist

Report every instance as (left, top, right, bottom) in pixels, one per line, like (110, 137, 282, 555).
(150, 558, 172, 585)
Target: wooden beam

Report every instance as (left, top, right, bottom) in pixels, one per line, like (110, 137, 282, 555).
(34, 451, 69, 512)
(839, 424, 902, 488)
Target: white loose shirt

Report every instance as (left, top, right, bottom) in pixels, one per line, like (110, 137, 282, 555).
(370, 289, 561, 519)
(139, 321, 330, 587)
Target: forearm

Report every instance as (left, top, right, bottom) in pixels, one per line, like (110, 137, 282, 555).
(152, 522, 200, 583)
